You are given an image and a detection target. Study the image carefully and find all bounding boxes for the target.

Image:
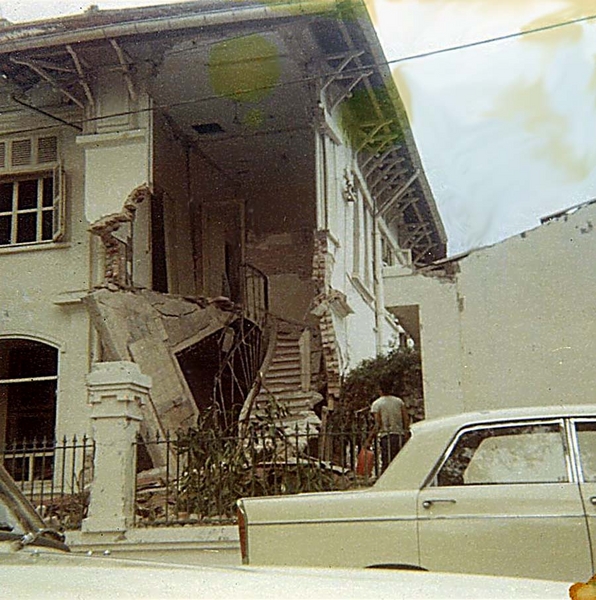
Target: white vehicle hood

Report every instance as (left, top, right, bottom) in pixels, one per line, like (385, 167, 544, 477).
(0, 550, 571, 599)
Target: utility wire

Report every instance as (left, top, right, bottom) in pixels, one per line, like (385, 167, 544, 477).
(2, 10, 596, 137)
(386, 10, 596, 65)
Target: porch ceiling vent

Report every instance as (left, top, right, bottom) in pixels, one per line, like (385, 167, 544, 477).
(192, 122, 225, 135)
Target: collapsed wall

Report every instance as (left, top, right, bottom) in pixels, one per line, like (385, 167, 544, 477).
(84, 288, 242, 464)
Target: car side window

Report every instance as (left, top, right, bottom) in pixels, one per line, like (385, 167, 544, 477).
(434, 423, 568, 486)
(574, 421, 596, 482)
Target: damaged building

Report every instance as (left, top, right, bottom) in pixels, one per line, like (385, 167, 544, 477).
(384, 200, 596, 419)
(0, 0, 446, 470)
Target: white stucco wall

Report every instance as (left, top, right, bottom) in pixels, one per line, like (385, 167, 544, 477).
(384, 202, 596, 418)
(0, 78, 155, 441)
(78, 129, 150, 225)
(0, 121, 93, 438)
(318, 113, 402, 375)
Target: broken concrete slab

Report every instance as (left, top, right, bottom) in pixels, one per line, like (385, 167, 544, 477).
(84, 288, 242, 465)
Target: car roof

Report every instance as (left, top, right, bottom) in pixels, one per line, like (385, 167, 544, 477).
(413, 404, 596, 435)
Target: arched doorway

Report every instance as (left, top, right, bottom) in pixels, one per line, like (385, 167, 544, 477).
(0, 338, 58, 481)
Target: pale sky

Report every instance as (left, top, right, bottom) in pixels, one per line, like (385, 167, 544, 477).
(373, 0, 596, 253)
(2, 0, 595, 254)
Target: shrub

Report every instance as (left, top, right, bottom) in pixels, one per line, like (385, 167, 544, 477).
(335, 346, 424, 428)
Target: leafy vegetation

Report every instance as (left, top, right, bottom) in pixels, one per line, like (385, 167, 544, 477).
(334, 346, 424, 428)
(174, 402, 342, 522)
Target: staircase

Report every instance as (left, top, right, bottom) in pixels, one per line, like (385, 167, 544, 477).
(252, 318, 322, 433)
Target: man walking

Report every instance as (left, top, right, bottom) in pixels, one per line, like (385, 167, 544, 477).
(366, 383, 410, 473)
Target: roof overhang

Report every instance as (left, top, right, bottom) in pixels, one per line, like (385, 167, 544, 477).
(0, 0, 447, 265)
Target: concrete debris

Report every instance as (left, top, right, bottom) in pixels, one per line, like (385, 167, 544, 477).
(85, 287, 239, 465)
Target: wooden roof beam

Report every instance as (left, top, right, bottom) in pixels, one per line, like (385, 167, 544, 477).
(66, 44, 95, 110)
(110, 39, 136, 102)
(10, 55, 84, 108)
(377, 170, 420, 218)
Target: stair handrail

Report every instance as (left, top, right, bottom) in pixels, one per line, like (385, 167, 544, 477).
(237, 314, 278, 437)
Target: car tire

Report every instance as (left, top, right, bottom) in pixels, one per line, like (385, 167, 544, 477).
(366, 564, 427, 571)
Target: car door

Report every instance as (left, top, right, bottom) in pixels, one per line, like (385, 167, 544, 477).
(417, 419, 591, 582)
(571, 418, 596, 573)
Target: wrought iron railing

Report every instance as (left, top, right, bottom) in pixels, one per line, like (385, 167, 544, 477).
(1, 436, 94, 530)
(133, 421, 405, 528)
(241, 262, 268, 327)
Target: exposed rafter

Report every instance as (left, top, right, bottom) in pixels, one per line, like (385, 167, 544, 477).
(356, 120, 396, 153)
(361, 147, 398, 177)
(66, 44, 94, 109)
(10, 55, 85, 108)
(387, 194, 420, 221)
(327, 18, 445, 266)
(376, 170, 420, 218)
(370, 167, 407, 197)
(110, 39, 137, 102)
(367, 154, 405, 188)
(321, 51, 374, 114)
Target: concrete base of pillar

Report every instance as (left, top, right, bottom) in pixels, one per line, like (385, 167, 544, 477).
(82, 515, 128, 533)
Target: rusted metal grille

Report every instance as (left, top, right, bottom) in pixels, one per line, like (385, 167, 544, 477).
(134, 421, 405, 527)
(2, 435, 95, 530)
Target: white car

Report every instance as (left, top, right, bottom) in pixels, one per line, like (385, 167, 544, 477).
(0, 553, 572, 599)
(0, 439, 571, 599)
(237, 404, 596, 582)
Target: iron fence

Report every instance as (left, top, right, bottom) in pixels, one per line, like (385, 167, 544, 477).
(134, 422, 406, 527)
(2, 436, 95, 531)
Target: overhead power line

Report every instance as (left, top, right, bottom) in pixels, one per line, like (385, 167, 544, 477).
(386, 10, 596, 65)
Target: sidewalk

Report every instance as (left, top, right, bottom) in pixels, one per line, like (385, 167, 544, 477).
(66, 525, 241, 565)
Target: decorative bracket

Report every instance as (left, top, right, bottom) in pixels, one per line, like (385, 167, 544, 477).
(376, 170, 420, 218)
(321, 51, 372, 113)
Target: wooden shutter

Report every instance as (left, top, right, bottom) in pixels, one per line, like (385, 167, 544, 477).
(37, 136, 58, 164)
(52, 165, 65, 241)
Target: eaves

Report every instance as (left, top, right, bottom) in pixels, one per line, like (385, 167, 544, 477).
(0, 0, 338, 54)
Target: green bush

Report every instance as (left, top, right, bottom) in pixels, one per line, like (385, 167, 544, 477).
(335, 346, 424, 427)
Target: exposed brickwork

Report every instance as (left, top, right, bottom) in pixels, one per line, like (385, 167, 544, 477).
(312, 231, 341, 408)
(89, 184, 152, 288)
(246, 229, 313, 280)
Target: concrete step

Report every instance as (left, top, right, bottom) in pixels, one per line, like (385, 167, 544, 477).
(266, 365, 301, 378)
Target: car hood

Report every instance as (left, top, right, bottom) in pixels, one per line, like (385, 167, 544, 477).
(0, 550, 571, 599)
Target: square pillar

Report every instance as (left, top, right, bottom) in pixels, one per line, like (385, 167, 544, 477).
(83, 361, 151, 533)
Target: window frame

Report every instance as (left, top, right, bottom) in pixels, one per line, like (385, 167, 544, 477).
(423, 418, 575, 488)
(568, 418, 596, 484)
(350, 175, 375, 293)
(0, 134, 63, 249)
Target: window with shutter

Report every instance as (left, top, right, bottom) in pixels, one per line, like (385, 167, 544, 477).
(52, 165, 65, 242)
(0, 134, 63, 247)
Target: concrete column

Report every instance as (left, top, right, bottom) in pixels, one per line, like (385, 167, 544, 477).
(83, 361, 151, 533)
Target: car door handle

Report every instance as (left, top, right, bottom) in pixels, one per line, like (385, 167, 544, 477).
(422, 499, 457, 509)
(590, 496, 596, 506)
